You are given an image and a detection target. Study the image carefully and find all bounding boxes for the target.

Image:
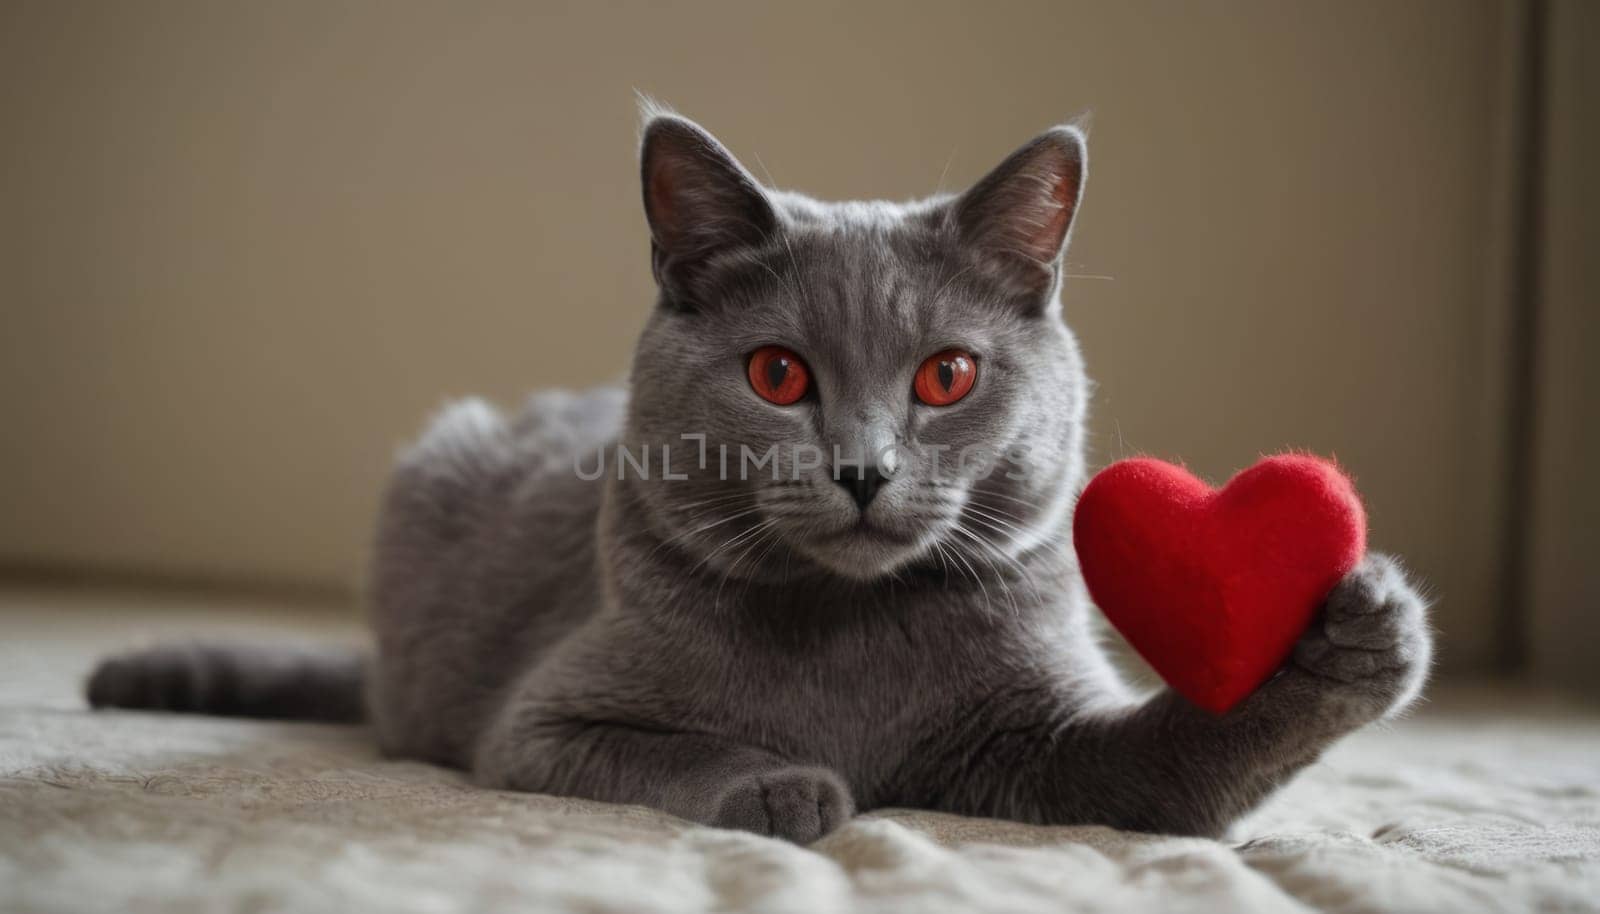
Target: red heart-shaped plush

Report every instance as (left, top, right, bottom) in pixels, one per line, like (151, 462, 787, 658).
(1072, 454, 1366, 714)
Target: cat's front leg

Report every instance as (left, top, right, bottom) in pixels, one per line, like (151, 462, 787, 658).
(1224, 553, 1432, 757)
(1123, 551, 1433, 832)
(473, 709, 853, 843)
(1280, 552, 1433, 720)
(709, 764, 855, 841)
(921, 554, 1430, 836)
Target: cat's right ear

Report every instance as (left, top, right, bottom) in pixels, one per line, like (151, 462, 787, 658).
(950, 124, 1088, 308)
(640, 113, 777, 306)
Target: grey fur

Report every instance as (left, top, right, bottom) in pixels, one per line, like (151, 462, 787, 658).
(88, 111, 1432, 843)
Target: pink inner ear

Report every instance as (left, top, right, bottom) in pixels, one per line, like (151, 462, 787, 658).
(647, 164, 679, 243)
(1036, 169, 1080, 258)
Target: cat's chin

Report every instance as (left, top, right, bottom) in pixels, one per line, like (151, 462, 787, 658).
(793, 526, 929, 582)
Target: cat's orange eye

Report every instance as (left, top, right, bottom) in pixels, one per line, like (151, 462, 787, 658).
(914, 349, 977, 406)
(747, 346, 811, 405)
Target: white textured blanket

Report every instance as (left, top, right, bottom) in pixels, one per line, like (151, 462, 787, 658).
(2, 588, 1598, 913)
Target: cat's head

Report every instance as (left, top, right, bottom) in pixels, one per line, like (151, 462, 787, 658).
(623, 108, 1089, 583)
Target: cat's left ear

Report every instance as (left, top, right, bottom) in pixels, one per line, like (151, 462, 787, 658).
(640, 113, 778, 307)
(951, 125, 1087, 305)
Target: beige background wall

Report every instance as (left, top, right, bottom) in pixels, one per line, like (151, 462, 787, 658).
(1526, 0, 1600, 694)
(1, 1, 1526, 674)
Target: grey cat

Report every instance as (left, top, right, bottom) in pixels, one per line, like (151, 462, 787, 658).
(88, 109, 1431, 843)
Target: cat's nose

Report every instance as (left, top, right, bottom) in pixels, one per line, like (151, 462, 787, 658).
(835, 465, 886, 510)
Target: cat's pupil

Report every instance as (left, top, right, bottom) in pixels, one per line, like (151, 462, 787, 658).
(937, 361, 955, 391)
(766, 358, 789, 391)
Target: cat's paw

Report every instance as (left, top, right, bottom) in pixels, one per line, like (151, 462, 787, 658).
(712, 766, 854, 843)
(1289, 553, 1432, 721)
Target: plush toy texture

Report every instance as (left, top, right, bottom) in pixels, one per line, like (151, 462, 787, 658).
(1072, 454, 1367, 714)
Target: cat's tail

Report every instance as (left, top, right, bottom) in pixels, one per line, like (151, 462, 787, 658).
(86, 642, 367, 723)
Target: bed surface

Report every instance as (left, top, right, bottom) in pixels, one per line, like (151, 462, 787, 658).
(3, 586, 1598, 913)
